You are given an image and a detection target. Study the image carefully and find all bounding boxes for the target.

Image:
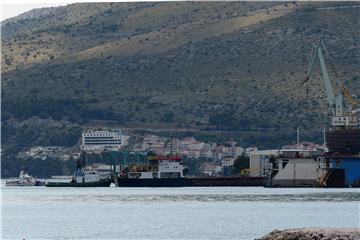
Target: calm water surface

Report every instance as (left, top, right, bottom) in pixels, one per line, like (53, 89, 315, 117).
(2, 184, 359, 240)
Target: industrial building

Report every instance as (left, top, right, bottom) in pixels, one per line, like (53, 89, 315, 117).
(249, 150, 279, 177)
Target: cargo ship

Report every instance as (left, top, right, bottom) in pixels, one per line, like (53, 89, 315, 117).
(116, 154, 263, 187)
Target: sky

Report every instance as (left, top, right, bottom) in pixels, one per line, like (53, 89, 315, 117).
(1, 3, 68, 21)
(0, 0, 156, 21)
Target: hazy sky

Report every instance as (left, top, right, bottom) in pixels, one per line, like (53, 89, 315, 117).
(1, 1, 153, 21)
(1, 3, 68, 21)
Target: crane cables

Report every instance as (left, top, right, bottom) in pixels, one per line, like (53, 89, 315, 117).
(320, 39, 358, 106)
(301, 41, 319, 86)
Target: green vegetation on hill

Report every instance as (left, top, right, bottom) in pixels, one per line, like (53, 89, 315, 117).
(1, 155, 75, 178)
(1, 2, 359, 159)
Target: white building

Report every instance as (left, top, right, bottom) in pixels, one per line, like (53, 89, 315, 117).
(245, 147, 258, 157)
(140, 135, 166, 152)
(18, 146, 66, 160)
(202, 163, 222, 177)
(223, 146, 244, 158)
(221, 157, 236, 167)
(81, 130, 130, 152)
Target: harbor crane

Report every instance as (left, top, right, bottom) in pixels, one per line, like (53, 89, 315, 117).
(302, 35, 359, 128)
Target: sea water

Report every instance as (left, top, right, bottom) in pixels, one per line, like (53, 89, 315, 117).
(2, 185, 359, 240)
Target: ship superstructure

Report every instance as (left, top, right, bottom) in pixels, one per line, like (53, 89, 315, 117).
(117, 154, 189, 187)
(126, 155, 185, 179)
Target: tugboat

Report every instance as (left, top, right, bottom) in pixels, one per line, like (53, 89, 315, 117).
(46, 152, 113, 187)
(116, 154, 190, 187)
(5, 171, 45, 186)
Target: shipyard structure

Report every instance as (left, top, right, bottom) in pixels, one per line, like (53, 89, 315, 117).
(309, 36, 360, 187)
(250, 36, 360, 188)
(251, 141, 360, 188)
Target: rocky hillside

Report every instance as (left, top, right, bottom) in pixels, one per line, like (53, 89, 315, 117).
(1, 2, 360, 153)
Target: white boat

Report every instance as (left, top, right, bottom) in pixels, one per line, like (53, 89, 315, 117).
(5, 171, 45, 186)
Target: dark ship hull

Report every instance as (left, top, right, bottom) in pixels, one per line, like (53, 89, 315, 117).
(117, 177, 191, 187)
(46, 178, 112, 187)
(189, 176, 264, 187)
(326, 129, 360, 154)
(116, 177, 264, 187)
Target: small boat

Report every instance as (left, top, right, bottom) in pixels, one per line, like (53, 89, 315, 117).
(5, 171, 45, 186)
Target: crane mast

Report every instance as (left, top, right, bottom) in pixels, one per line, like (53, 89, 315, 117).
(317, 42, 344, 117)
(304, 36, 358, 128)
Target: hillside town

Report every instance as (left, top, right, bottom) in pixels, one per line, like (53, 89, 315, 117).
(16, 128, 326, 177)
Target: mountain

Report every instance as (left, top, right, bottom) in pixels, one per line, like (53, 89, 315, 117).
(1, 2, 360, 154)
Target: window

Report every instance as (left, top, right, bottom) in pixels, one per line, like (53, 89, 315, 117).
(128, 173, 141, 179)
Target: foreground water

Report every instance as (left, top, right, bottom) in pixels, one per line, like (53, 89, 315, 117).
(2, 186, 359, 240)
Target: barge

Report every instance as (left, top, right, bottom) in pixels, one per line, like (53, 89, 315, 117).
(189, 176, 263, 187)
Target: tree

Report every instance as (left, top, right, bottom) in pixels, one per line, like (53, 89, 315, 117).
(231, 154, 249, 175)
(160, 111, 175, 123)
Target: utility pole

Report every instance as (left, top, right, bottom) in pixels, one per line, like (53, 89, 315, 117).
(170, 134, 173, 156)
(297, 127, 300, 149)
